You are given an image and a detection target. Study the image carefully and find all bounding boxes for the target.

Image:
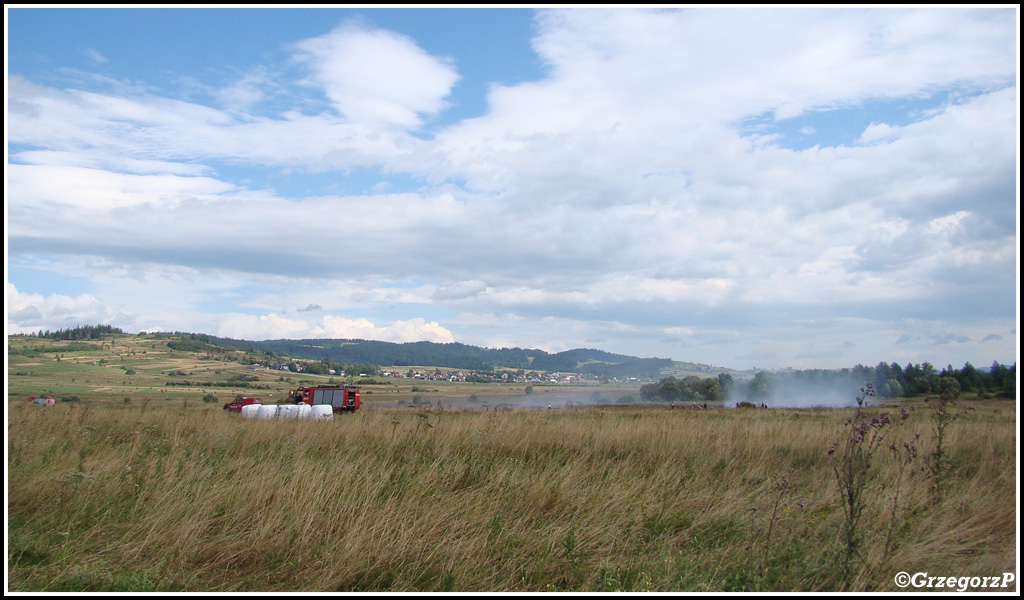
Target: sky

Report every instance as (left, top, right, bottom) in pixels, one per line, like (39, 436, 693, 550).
(5, 6, 1020, 371)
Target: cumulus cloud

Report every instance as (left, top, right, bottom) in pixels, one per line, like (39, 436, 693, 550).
(6, 284, 129, 333)
(292, 22, 460, 128)
(858, 122, 901, 145)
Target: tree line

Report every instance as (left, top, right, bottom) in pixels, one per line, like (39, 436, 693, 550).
(23, 324, 125, 340)
(770, 361, 1017, 400)
(640, 361, 1015, 404)
(640, 375, 724, 403)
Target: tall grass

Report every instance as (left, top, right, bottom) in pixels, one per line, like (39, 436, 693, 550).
(7, 400, 1016, 592)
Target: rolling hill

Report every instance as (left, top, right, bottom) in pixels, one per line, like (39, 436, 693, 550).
(210, 336, 675, 379)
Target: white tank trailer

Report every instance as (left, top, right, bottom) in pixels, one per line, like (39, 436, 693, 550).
(242, 403, 333, 421)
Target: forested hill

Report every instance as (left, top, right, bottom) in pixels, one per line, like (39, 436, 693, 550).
(212, 337, 672, 379)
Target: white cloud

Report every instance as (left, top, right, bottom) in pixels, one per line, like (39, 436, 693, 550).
(6, 284, 126, 333)
(857, 122, 900, 145)
(293, 22, 460, 128)
(82, 48, 108, 63)
(7, 74, 423, 175)
(12, 149, 213, 177)
(927, 211, 971, 235)
(7, 163, 235, 210)
(215, 70, 272, 114)
(214, 313, 454, 344)
(432, 280, 488, 301)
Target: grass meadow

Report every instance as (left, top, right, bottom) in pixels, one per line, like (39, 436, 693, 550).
(7, 395, 1017, 592)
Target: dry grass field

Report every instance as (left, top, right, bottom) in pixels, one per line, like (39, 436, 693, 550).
(6, 335, 1018, 592)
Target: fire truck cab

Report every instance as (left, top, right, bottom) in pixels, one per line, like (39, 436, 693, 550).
(289, 385, 360, 412)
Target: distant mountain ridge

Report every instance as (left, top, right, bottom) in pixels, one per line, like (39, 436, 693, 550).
(211, 336, 673, 379)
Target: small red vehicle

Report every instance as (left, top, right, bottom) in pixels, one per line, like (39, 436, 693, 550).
(223, 397, 263, 412)
(288, 385, 360, 412)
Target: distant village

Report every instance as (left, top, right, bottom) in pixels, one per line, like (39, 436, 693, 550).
(247, 360, 646, 385)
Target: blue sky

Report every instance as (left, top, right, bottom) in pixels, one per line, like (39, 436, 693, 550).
(6, 6, 1019, 371)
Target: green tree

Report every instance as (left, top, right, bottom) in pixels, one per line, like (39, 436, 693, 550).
(750, 371, 773, 400)
(717, 373, 734, 397)
(880, 378, 903, 399)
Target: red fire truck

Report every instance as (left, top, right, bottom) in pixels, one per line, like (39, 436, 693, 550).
(288, 385, 360, 413)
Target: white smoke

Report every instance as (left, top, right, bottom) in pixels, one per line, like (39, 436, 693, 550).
(727, 372, 872, 409)
(421, 390, 638, 410)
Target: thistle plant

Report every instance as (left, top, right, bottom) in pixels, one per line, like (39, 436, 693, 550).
(924, 377, 962, 502)
(826, 383, 897, 586)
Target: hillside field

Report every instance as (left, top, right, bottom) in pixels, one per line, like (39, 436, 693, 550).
(6, 334, 640, 409)
(6, 334, 1018, 592)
